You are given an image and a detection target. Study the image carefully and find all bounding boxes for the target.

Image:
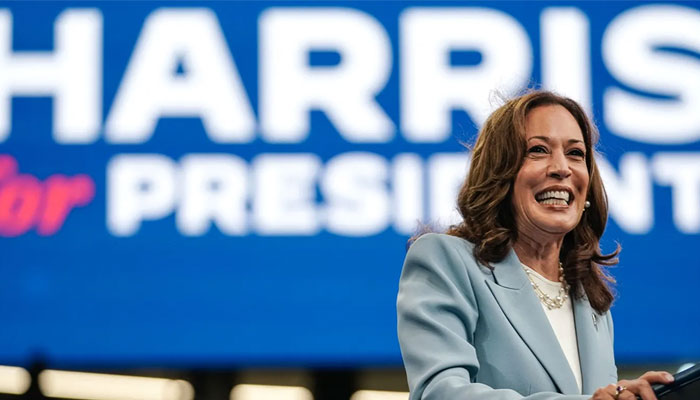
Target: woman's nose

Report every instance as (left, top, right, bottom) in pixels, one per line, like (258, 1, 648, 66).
(547, 151, 571, 179)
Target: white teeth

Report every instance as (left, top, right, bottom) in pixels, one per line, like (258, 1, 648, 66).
(540, 199, 568, 206)
(536, 190, 571, 203)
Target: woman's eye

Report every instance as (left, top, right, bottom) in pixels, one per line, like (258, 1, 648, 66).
(527, 145, 547, 154)
(569, 149, 585, 157)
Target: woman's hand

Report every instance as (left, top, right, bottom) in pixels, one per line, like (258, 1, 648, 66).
(591, 371, 675, 400)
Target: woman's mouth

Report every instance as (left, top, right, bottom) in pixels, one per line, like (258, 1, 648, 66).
(535, 190, 572, 206)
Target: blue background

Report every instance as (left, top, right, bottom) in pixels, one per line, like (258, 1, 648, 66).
(1, 1, 699, 368)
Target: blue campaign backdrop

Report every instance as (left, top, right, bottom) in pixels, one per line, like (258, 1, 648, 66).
(1, 1, 699, 368)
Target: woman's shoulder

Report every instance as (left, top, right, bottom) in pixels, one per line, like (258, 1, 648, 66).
(405, 232, 482, 273)
(409, 232, 475, 252)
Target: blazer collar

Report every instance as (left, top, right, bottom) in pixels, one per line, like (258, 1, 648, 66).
(485, 248, 580, 395)
(490, 247, 528, 289)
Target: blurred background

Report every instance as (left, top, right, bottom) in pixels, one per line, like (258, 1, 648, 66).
(1, 1, 699, 399)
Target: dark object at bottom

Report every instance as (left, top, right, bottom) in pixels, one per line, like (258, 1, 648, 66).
(643, 364, 700, 400)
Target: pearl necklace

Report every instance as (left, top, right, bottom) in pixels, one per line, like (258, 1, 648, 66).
(523, 262, 571, 310)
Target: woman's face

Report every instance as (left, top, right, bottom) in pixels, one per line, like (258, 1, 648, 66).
(511, 104, 589, 241)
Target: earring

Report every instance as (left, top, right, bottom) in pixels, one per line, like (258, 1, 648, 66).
(584, 200, 591, 209)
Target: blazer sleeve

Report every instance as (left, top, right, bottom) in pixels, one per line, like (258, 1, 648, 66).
(396, 234, 590, 400)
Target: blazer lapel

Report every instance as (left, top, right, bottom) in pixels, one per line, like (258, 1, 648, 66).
(485, 249, 580, 395)
(573, 294, 603, 394)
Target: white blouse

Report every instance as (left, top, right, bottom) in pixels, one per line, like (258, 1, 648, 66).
(522, 264, 583, 394)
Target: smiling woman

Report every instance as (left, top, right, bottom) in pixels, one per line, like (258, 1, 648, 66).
(446, 91, 616, 313)
(396, 90, 675, 400)
(512, 105, 593, 281)
(515, 105, 589, 233)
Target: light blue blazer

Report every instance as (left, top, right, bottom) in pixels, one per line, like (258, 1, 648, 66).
(397, 233, 618, 400)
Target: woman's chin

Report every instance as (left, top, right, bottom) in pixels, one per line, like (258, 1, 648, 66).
(536, 220, 578, 236)
(529, 212, 579, 235)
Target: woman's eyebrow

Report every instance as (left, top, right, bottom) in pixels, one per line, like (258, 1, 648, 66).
(527, 136, 584, 144)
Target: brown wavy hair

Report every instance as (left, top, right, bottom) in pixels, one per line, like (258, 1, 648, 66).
(446, 90, 618, 313)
